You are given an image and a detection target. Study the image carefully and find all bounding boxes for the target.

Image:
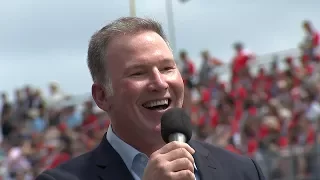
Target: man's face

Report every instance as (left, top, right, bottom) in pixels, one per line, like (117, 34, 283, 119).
(179, 53, 186, 61)
(202, 52, 209, 60)
(303, 23, 311, 33)
(1, 94, 5, 101)
(234, 46, 241, 53)
(98, 31, 184, 143)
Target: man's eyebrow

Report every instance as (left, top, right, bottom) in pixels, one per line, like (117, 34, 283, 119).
(125, 58, 175, 69)
(160, 59, 176, 65)
(125, 62, 147, 70)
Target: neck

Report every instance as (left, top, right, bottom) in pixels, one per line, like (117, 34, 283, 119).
(111, 123, 165, 157)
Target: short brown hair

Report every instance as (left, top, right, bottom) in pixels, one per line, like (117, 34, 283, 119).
(87, 17, 169, 91)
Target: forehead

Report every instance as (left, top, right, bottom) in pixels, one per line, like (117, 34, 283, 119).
(105, 31, 174, 70)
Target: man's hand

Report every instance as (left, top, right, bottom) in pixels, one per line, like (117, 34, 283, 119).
(143, 141, 195, 180)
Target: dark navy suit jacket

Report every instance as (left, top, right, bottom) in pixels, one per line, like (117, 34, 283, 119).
(35, 135, 265, 180)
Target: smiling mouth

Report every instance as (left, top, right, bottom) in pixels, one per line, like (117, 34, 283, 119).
(142, 98, 172, 110)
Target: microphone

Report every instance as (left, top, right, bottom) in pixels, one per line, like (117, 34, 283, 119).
(161, 108, 192, 143)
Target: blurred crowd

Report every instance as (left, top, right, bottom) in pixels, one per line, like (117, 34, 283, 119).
(1, 20, 319, 180)
(181, 20, 320, 180)
(0, 82, 111, 180)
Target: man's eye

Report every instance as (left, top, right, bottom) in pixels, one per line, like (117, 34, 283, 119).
(162, 67, 175, 71)
(131, 72, 144, 76)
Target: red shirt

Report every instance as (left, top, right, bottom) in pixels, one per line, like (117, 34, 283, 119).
(306, 127, 316, 145)
(259, 125, 269, 139)
(182, 60, 195, 82)
(234, 100, 243, 122)
(312, 31, 320, 47)
(303, 64, 314, 75)
(231, 120, 240, 135)
(82, 114, 98, 130)
(210, 110, 219, 128)
(247, 139, 258, 156)
(278, 136, 289, 148)
(256, 72, 267, 82)
(231, 85, 248, 100)
(186, 61, 195, 75)
(201, 88, 211, 103)
(232, 49, 253, 74)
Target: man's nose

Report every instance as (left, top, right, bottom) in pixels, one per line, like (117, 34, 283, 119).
(147, 69, 169, 92)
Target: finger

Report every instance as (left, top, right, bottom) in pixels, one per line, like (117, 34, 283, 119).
(170, 170, 195, 180)
(164, 148, 194, 164)
(157, 141, 195, 155)
(167, 157, 194, 173)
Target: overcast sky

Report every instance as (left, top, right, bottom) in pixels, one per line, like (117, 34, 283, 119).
(1, 0, 320, 100)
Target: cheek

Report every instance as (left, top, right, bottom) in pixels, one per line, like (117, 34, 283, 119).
(167, 71, 183, 84)
(167, 77, 184, 105)
(118, 81, 146, 100)
(168, 75, 184, 92)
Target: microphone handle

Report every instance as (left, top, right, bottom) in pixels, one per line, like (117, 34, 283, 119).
(168, 133, 187, 142)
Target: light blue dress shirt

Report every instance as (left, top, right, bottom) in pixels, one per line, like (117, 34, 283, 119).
(106, 126, 200, 180)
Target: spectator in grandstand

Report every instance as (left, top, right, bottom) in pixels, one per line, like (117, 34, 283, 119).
(12, 89, 26, 121)
(179, 50, 195, 114)
(1, 93, 11, 121)
(25, 108, 46, 134)
(230, 42, 255, 87)
(58, 103, 83, 129)
(300, 20, 320, 62)
(1, 93, 14, 141)
(81, 100, 98, 131)
(23, 86, 35, 112)
(46, 82, 66, 110)
(180, 50, 195, 89)
(198, 50, 223, 87)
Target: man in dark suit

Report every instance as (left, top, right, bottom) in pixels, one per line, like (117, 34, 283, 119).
(36, 17, 265, 180)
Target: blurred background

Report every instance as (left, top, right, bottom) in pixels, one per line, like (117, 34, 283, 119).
(1, 0, 320, 179)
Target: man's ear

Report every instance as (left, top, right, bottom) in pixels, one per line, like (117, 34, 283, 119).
(92, 83, 112, 112)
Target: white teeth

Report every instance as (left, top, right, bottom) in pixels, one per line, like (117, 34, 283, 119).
(143, 99, 169, 108)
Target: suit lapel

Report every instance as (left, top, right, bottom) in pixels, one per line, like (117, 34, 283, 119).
(96, 162, 134, 180)
(190, 140, 225, 180)
(93, 133, 134, 180)
(92, 135, 225, 180)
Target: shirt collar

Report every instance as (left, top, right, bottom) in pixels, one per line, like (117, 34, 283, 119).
(106, 125, 144, 170)
(107, 125, 198, 171)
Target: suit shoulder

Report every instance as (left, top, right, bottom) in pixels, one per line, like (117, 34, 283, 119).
(192, 140, 252, 164)
(35, 168, 79, 180)
(36, 151, 95, 180)
(59, 150, 95, 172)
(191, 140, 265, 179)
